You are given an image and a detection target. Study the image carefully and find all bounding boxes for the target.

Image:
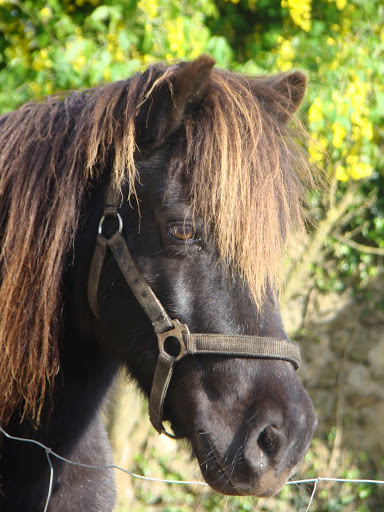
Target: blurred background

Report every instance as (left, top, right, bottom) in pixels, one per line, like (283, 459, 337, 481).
(1, 0, 383, 510)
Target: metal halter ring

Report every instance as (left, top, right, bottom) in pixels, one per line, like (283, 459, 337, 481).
(157, 319, 190, 362)
(98, 212, 123, 237)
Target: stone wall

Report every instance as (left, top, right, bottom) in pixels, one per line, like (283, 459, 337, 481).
(283, 277, 384, 463)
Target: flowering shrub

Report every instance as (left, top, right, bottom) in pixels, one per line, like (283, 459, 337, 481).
(0, 0, 382, 291)
(0, 0, 382, 283)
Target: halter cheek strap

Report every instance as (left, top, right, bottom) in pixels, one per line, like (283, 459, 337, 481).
(88, 182, 301, 438)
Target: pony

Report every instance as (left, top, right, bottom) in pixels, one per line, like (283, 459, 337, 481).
(0, 55, 317, 511)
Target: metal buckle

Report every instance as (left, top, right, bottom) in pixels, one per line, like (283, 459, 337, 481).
(98, 212, 123, 237)
(157, 319, 190, 361)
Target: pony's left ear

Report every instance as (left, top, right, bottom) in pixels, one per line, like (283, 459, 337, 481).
(135, 55, 215, 148)
(268, 71, 307, 124)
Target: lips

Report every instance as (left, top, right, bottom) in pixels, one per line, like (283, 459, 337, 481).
(193, 430, 242, 495)
(192, 429, 294, 497)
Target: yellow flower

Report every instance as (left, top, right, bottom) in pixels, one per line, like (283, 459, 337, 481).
(346, 77, 371, 116)
(73, 55, 86, 72)
(138, 0, 158, 19)
(115, 48, 124, 62)
(276, 38, 296, 70)
(336, 159, 373, 182)
(165, 17, 186, 58)
(32, 49, 52, 71)
(332, 122, 347, 149)
(40, 7, 52, 21)
(308, 97, 323, 123)
(351, 112, 363, 126)
(282, 0, 311, 32)
(336, 0, 347, 9)
(350, 161, 373, 180)
(361, 121, 373, 141)
(346, 154, 359, 166)
(335, 165, 348, 182)
(279, 39, 295, 60)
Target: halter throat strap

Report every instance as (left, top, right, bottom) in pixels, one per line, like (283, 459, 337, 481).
(88, 183, 301, 438)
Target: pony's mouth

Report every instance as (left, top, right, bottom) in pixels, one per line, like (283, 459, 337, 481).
(194, 431, 242, 495)
(193, 430, 292, 497)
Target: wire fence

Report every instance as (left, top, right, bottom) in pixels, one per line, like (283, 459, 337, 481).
(1, 425, 383, 512)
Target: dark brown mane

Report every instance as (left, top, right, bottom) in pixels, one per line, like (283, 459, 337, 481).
(0, 59, 313, 426)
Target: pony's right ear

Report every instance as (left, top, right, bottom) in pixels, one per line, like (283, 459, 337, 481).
(252, 71, 307, 124)
(267, 71, 307, 124)
(134, 55, 215, 149)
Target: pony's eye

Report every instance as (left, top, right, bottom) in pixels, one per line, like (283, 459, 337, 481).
(168, 223, 196, 242)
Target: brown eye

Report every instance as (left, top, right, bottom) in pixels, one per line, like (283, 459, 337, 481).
(168, 223, 196, 242)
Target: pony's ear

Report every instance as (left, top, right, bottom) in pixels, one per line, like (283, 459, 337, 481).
(135, 55, 215, 148)
(264, 71, 307, 124)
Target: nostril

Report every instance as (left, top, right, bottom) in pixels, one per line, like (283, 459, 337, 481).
(244, 424, 287, 474)
(257, 426, 283, 457)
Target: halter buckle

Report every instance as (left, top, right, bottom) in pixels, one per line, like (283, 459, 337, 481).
(157, 319, 190, 361)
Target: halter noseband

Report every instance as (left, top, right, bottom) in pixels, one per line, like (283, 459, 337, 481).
(87, 182, 301, 439)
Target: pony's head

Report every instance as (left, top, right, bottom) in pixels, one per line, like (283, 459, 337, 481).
(0, 56, 317, 496)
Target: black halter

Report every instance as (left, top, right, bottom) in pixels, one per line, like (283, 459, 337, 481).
(87, 182, 301, 438)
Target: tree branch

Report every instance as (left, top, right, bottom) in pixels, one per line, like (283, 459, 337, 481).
(333, 234, 384, 256)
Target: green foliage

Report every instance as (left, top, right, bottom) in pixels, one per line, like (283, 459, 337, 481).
(0, 0, 227, 111)
(1, 0, 382, 289)
(117, 432, 380, 512)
